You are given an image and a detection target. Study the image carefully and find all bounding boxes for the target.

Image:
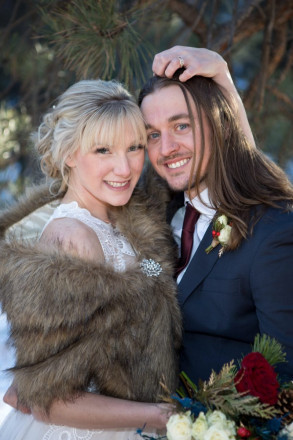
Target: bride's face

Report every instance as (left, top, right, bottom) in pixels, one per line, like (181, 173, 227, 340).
(66, 122, 145, 218)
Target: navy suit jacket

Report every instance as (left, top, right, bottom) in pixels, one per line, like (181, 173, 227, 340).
(173, 200, 293, 383)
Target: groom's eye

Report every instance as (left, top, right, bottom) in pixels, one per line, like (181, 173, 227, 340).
(147, 132, 160, 141)
(177, 123, 189, 131)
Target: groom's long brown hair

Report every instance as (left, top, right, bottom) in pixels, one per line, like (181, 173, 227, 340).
(138, 73, 293, 249)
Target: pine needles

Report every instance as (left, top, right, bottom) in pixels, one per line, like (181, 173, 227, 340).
(37, 0, 156, 89)
(252, 334, 287, 366)
(177, 334, 287, 422)
(179, 361, 279, 420)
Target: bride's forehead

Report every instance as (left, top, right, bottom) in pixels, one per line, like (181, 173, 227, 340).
(81, 121, 146, 153)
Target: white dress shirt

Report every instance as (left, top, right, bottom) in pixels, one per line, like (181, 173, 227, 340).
(171, 188, 216, 284)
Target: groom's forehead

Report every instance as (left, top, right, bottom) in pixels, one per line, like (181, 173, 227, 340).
(145, 113, 191, 130)
(141, 86, 197, 123)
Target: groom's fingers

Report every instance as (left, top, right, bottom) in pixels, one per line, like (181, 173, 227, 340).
(165, 61, 199, 82)
(153, 54, 199, 82)
(152, 46, 201, 81)
(152, 46, 226, 83)
(152, 45, 186, 77)
(152, 53, 172, 77)
(163, 57, 188, 78)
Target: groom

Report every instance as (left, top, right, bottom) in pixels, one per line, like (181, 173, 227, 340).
(139, 46, 293, 382)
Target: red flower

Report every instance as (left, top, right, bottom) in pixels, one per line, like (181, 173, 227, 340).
(234, 352, 279, 405)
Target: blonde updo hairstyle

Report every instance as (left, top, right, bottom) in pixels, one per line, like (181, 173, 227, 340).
(34, 79, 147, 194)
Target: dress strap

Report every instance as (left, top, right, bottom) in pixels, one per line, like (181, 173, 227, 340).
(41, 202, 136, 272)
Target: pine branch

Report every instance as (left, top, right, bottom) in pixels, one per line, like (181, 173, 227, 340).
(252, 334, 287, 366)
(37, 0, 154, 87)
(193, 361, 279, 419)
(179, 371, 198, 397)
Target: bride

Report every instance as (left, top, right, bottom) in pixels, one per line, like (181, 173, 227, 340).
(0, 78, 182, 439)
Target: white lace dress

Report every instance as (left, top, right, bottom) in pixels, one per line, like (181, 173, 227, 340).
(0, 202, 156, 440)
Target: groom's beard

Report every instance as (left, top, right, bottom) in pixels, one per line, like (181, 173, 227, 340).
(171, 172, 208, 194)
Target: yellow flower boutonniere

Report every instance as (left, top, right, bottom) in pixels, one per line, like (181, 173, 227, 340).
(205, 214, 232, 257)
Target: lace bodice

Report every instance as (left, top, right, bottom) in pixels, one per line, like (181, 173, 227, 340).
(41, 201, 137, 272)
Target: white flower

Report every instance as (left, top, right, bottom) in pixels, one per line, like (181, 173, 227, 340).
(216, 215, 228, 226)
(205, 411, 236, 440)
(280, 421, 293, 439)
(203, 425, 232, 440)
(191, 412, 208, 440)
(205, 215, 232, 255)
(166, 412, 193, 440)
(206, 410, 227, 428)
(218, 225, 232, 246)
(225, 420, 236, 438)
(287, 421, 293, 434)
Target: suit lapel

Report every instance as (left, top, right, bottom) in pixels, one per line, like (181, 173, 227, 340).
(166, 191, 184, 224)
(177, 222, 219, 306)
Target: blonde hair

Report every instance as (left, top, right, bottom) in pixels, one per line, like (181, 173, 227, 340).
(34, 80, 147, 193)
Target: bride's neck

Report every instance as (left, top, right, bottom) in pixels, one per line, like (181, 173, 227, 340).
(62, 189, 111, 224)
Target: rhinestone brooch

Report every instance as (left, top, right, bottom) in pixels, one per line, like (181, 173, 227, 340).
(140, 258, 162, 277)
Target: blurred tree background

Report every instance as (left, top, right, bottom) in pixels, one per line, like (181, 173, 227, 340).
(0, 0, 292, 207)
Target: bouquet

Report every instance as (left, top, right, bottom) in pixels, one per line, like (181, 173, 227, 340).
(139, 335, 293, 440)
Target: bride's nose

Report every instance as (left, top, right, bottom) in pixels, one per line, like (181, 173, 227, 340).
(113, 154, 131, 177)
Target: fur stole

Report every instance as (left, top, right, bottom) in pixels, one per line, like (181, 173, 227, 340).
(0, 180, 182, 412)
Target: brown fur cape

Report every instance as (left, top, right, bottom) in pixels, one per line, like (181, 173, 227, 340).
(0, 179, 181, 412)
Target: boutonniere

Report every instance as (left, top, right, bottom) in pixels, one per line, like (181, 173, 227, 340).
(205, 214, 232, 257)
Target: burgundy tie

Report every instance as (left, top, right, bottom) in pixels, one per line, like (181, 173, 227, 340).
(175, 202, 200, 278)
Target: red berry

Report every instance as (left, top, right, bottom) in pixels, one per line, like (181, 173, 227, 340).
(237, 427, 251, 438)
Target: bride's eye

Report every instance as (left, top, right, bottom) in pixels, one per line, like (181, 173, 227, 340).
(95, 147, 110, 154)
(128, 144, 145, 152)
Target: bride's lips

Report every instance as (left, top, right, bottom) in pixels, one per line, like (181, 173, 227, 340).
(104, 180, 131, 190)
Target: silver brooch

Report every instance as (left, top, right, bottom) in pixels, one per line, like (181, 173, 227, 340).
(140, 258, 162, 277)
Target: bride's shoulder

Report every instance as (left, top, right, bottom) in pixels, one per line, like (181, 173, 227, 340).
(40, 217, 105, 263)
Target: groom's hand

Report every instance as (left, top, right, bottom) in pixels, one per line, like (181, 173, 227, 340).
(152, 45, 228, 84)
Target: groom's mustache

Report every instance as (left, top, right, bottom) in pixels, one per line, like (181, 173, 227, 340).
(157, 153, 192, 166)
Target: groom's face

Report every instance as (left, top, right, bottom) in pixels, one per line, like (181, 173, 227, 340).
(140, 85, 211, 198)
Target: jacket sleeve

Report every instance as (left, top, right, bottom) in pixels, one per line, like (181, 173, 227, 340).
(250, 215, 293, 378)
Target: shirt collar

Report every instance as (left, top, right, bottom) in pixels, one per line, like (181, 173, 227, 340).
(184, 188, 216, 220)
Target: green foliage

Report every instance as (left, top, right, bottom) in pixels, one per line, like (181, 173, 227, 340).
(252, 334, 287, 367)
(178, 335, 287, 421)
(38, 0, 155, 88)
(194, 362, 278, 419)
(0, 104, 33, 204)
(0, 104, 32, 164)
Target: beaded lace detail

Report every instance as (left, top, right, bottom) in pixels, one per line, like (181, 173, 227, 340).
(41, 424, 147, 440)
(42, 426, 98, 439)
(41, 201, 136, 272)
